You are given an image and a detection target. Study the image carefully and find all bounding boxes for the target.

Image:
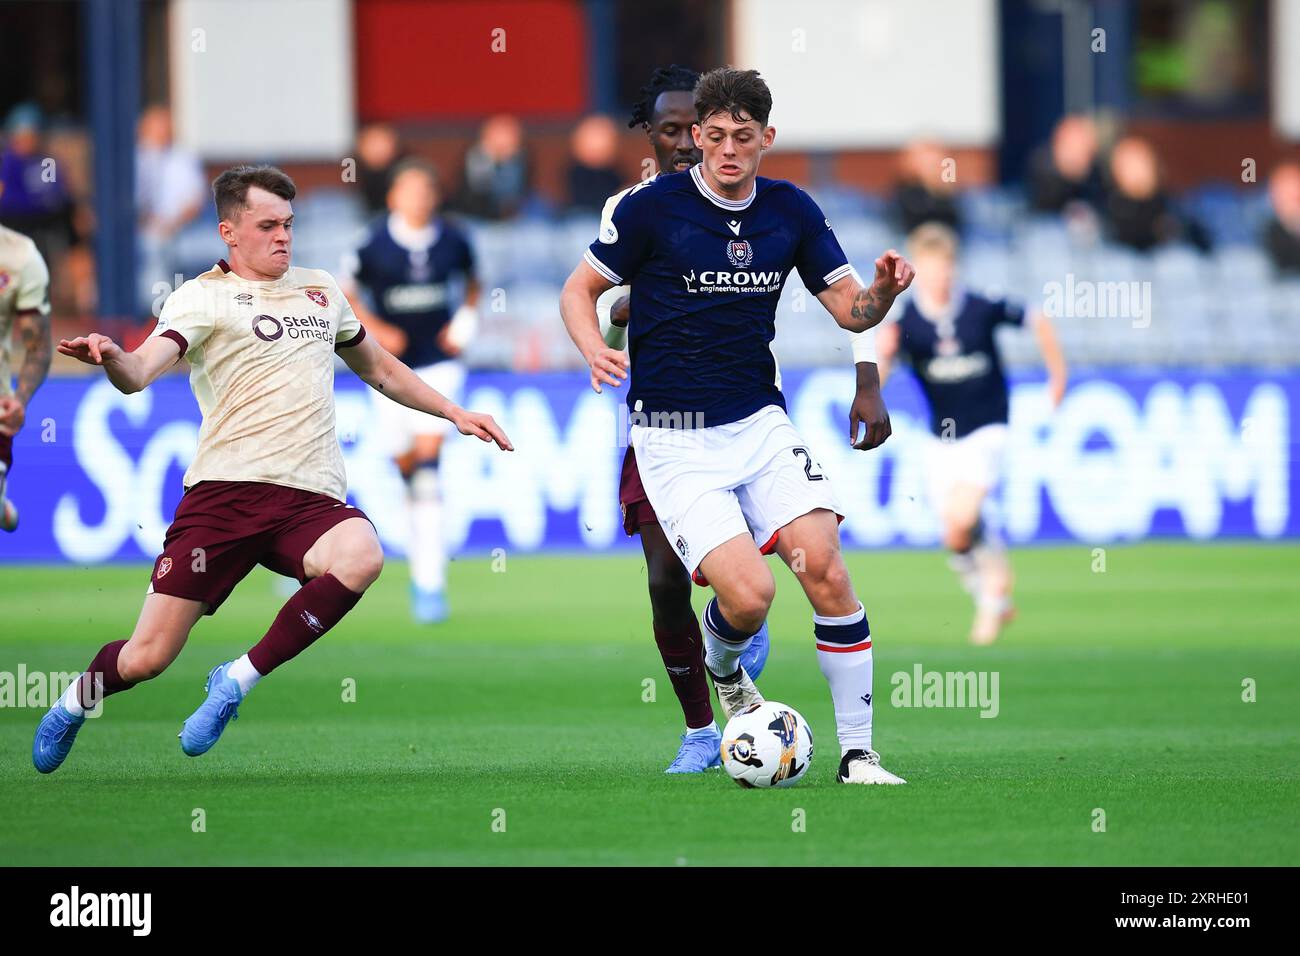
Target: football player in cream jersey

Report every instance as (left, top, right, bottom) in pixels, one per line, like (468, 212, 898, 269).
(32, 165, 512, 774)
(0, 202, 54, 533)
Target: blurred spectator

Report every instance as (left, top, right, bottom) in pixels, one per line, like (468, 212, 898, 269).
(1103, 136, 1211, 253)
(1263, 162, 1300, 275)
(566, 114, 622, 213)
(356, 123, 405, 215)
(455, 114, 529, 220)
(0, 103, 75, 265)
(891, 140, 961, 234)
(136, 104, 206, 308)
(1028, 114, 1103, 215)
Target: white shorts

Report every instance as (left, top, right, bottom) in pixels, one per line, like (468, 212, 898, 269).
(630, 404, 842, 575)
(372, 360, 466, 457)
(924, 422, 1009, 511)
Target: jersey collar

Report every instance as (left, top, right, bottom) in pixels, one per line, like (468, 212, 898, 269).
(213, 258, 292, 289)
(387, 212, 439, 251)
(914, 285, 967, 325)
(690, 163, 756, 211)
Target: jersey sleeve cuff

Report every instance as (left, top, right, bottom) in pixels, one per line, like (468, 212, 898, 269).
(159, 329, 189, 356)
(823, 263, 853, 286)
(335, 325, 367, 350)
(583, 249, 622, 284)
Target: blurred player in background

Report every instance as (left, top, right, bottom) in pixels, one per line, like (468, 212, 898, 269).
(876, 223, 1067, 645)
(342, 160, 480, 624)
(0, 189, 53, 533)
(32, 165, 511, 774)
(562, 68, 910, 785)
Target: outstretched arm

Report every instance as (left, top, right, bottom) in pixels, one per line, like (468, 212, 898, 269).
(816, 249, 916, 333)
(56, 333, 183, 395)
(338, 333, 512, 450)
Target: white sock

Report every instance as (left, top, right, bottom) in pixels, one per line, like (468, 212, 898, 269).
(686, 720, 719, 736)
(812, 603, 874, 755)
(227, 654, 263, 695)
(409, 467, 447, 593)
(948, 551, 980, 598)
(972, 540, 1012, 613)
(61, 679, 86, 717)
(701, 598, 753, 677)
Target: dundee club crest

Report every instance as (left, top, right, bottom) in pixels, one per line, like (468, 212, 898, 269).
(725, 239, 754, 268)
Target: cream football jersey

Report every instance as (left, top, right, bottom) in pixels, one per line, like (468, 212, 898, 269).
(0, 224, 52, 399)
(149, 259, 366, 501)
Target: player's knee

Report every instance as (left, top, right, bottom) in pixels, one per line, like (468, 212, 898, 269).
(816, 558, 853, 600)
(944, 524, 973, 552)
(334, 536, 384, 591)
(726, 576, 775, 632)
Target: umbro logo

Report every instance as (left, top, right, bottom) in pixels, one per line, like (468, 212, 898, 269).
(300, 610, 324, 634)
(234, 293, 254, 305)
(726, 219, 742, 236)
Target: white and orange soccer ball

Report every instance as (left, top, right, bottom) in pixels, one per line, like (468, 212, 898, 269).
(720, 701, 813, 788)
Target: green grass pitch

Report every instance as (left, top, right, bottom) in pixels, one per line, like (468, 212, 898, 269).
(1, 543, 1296, 866)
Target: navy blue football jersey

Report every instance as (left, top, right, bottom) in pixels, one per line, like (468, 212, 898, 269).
(350, 215, 475, 368)
(585, 164, 851, 428)
(893, 291, 1025, 438)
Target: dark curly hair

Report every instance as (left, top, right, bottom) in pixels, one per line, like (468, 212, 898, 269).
(627, 64, 700, 130)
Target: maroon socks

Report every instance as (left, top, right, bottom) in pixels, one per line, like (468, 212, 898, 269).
(653, 619, 715, 730)
(248, 573, 362, 675)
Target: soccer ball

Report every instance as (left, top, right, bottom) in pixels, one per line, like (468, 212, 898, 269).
(720, 701, 813, 788)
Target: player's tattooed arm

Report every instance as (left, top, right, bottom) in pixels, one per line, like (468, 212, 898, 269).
(821, 250, 916, 333)
(15, 308, 52, 403)
(0, 309, 51, 435)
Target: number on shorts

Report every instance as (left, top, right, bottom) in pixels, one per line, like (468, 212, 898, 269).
(792, 447, 824, 481)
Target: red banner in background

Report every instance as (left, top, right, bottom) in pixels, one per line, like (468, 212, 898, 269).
(354, 0, 588, 121)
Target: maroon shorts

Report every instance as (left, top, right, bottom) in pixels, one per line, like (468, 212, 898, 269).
(618, 446, 658, 536)
(150, 480, 372, 615)
(0, 432, 12, 472)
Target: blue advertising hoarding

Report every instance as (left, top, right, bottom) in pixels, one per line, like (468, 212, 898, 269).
(1, 368, 1295, 563)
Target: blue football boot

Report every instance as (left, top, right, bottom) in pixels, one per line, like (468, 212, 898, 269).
(33, 700, 86, 774)
(412, 586, 449, 624)
(739, 620, 771, 681)
(665, 726, 723, 773)
(179, 662, 243, 756)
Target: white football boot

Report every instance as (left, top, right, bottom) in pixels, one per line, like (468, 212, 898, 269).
(709, 665, 765, 721)
(836, 749, 907, 785)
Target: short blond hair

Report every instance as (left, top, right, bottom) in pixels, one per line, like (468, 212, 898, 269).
(906, 222, 959, 260)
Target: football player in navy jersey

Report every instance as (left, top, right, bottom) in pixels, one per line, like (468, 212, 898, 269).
(342, 160, 481, 623)
(561, 68, 913, 785)
(595, 66, 899, 775)
(877, 223, 1067, 645)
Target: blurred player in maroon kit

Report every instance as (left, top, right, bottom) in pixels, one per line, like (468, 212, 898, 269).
(32, 165, 511, 773)
(596, 66, 894, 772)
